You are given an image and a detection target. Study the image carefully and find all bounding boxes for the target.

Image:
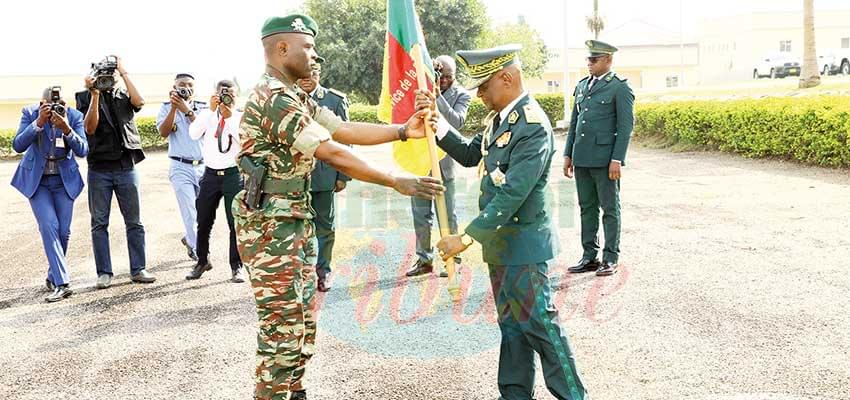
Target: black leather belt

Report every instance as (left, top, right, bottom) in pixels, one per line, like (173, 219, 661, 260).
(43, 160, 60, 175)
(170, 156, 203, 166)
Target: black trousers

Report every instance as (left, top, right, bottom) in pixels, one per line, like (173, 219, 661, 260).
(196, 166, 242, 269)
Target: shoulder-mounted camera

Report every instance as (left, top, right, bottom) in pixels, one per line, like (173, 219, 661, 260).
(90, 55, 119, 92)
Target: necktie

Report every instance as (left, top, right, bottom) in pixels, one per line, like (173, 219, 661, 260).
(588, 77, 597, 91)
(215, 116, 226, 139)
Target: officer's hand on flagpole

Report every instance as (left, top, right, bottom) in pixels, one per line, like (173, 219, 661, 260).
(415, 89, 436, 112)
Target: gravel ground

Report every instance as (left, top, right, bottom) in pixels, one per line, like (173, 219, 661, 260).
(0, 140, 848, 400)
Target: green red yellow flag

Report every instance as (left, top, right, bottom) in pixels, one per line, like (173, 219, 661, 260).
(377, 0, 445, 176)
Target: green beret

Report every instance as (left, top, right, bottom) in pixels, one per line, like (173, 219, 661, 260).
(456, 44, 522, 90)
(586, 39, 618, 57)
(261, 14, 318, 39)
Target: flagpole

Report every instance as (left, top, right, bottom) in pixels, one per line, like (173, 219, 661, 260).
(412, 51, 461, 302)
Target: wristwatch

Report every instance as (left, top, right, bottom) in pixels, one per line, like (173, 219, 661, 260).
(461, 233, 474, 247)
(185, 110, 195, 118)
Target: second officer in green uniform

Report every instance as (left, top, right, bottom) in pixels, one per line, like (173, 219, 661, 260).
(430, 44, 589, 400)
(564, 40, 634, 277)
(297, 61, 350, 292)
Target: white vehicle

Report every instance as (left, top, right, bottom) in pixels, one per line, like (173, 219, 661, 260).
(753, 53, 801, 79)
(818, 49, 850, 75)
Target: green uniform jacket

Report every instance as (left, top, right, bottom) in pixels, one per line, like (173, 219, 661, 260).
(564, 71, 635, 167)
(437, 94, 559, 265)
(310, 85, 350, 191)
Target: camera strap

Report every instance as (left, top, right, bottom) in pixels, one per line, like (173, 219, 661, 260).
(216, 113, 233, 153)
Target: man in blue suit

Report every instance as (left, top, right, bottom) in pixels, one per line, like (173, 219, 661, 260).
(297, 62, 350, 292)
(11, 87, 88, 302)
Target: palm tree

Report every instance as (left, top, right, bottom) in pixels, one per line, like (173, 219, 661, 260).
(800, 0, 821, 88)
(586, 0, 605, 40)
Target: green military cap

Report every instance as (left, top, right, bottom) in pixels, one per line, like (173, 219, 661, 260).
(260, 14, 318, 39)
(586, 39, 618, 57)
(456, 44, 522, 90)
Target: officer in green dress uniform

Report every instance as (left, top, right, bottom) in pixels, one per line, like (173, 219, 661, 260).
(297, 61, 350, 292)
(564, 40, 634, 277)
(234, 14, 443, 400)
(429, 44, 589, 400)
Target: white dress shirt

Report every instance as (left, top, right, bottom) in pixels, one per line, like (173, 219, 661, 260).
(189, 108, 242, 170)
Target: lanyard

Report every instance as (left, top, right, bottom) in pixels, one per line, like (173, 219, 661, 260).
(215, 111, 233, 154)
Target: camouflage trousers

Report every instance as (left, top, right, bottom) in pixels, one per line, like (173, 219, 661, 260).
(235, 208, 318, 400)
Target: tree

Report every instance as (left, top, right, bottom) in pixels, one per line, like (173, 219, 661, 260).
(586, 0, 605, 40)
(476, 18, 550, 80)
(799, 0, 820, 88)
(305, 0, 488, 104)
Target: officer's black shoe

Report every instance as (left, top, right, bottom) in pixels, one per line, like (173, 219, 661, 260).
(186, 261, 212, 280)
(596, 262, 618, 276)
(290, 390, 307, 400)
(45, 285, 72, 302)
(405, 260, 433, 277)
(317, 274, 331, 292)
(568, 258, 601, 273)
(181, 237, 199, 261)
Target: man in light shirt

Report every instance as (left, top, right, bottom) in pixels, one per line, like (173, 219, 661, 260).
(186, 80, 245, 282)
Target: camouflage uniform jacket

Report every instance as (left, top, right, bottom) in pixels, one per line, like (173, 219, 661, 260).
(235, 72, 344, 220)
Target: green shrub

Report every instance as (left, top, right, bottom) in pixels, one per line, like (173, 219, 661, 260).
(634, 96, 850, 167)
(1, 128, 16, 158)
(136, 117, 167, 150)
(348, 103, 381, 125)
(346, 93, 567, 136)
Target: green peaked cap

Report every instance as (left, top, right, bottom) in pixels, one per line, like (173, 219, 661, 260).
(456, 44, 522, 90)
(586, 39, 618, 57)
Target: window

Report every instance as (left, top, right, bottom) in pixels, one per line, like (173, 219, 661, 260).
(546, 80, 560, 93)
(842, 37, 850, 48)
(666, 76, 679, 88)
(780, 40, 792, 53)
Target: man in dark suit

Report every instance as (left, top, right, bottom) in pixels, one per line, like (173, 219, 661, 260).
(297, 61, 349, 292)
(11, 87, 88, 302)
(405, 55, 470, 278)
(563, 40, 634, 277)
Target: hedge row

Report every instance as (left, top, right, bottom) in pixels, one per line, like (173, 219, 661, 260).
(350, 93, 565, 136)
(634, 96, 850, 167)
(7, 94, 850, 167)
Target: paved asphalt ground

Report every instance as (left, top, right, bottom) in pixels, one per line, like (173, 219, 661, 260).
(0, 139, 848, 400)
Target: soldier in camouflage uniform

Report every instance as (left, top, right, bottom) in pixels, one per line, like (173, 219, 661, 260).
(235, 15, 443, 400)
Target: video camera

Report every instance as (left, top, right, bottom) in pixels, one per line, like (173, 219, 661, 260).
(49, 86, 66, 117)
(90, 55, 119, 92)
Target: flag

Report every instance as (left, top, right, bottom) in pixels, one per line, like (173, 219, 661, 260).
(378, 0, 445, 176)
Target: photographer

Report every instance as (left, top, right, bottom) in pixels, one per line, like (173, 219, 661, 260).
(75, 55, 155, 289)
(11, 87, 88, 302)
(156, 73, 206, 262)
(186, 80, 244, 282)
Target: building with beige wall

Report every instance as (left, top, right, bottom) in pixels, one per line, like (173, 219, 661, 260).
(527, 20, 699, 94)
(698, 9, 850, 82)
(528, 9, 850, 94)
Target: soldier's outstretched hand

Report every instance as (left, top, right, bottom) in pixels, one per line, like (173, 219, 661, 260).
(391, 174, 444, 199)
